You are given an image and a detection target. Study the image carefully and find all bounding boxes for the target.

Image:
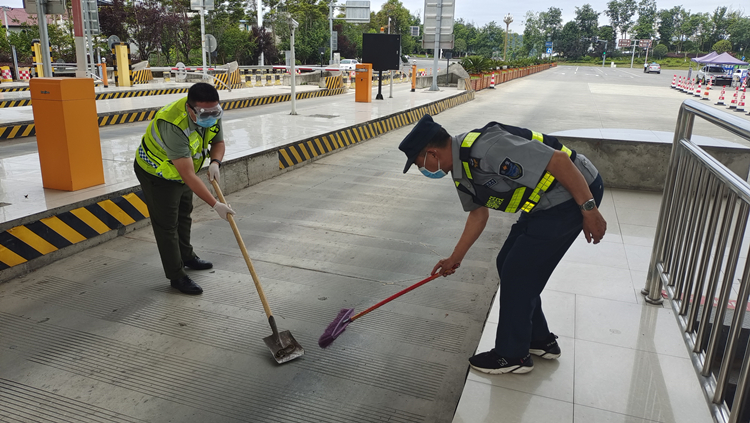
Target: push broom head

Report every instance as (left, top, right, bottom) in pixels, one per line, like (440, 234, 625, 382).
(318, 308, 355, 348)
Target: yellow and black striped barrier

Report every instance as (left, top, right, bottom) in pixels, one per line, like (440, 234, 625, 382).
(0, 88, 192, 109)
(278, 90, 475, 169)
(131, 68, 154, 84)
(0, 88, 348, 140)
(0, 191, 149, 271)
(215, 68, 244, 90)
(0, 86, 30, 93)
(0, 99, 32, 108)
(324, 75, 344, 89)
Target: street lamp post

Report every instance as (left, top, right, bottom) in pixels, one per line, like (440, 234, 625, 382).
(1, 6, 19, 80)
(503, 13, 513, 61)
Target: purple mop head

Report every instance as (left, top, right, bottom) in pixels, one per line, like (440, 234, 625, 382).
(318, 308, 355, 348)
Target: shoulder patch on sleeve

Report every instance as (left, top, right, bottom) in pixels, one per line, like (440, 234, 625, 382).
(499, 157, 523, 179)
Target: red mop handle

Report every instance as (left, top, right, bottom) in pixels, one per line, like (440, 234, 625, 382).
(349, 273, 443, 322)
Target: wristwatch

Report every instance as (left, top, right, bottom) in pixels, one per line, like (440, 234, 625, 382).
(580, 198, 596, 211)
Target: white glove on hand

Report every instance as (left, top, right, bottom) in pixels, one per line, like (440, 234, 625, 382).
(213, 201, 236, 221)
(208, 161, 221, 182)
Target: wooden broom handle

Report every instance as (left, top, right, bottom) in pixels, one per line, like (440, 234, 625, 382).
(211, 179, 273, 318)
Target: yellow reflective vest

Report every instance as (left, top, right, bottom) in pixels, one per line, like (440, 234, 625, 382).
(455, 122, 575, 213)
(135, 97, 219, 182)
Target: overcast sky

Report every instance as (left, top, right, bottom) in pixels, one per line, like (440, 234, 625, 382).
(370, 0, 746, 34)
(1, 0, 744, 34)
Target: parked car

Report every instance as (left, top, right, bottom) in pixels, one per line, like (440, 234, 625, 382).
(340, 59, 359, 71)
(733, 68, 748, 86)
(696, 65, 732, 85)
(644, 62, 661, 74)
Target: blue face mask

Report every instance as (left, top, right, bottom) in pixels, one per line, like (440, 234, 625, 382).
(419, 154, 447, 179)
(195, 117, 217, 128)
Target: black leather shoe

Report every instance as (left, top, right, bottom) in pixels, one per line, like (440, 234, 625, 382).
(184, 256, 213, 270)
(170, 275, 203, 295)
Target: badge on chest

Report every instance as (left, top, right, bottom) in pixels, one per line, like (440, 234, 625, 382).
(499, 157, 523, 179)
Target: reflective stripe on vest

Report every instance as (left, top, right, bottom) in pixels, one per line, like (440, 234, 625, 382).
(456, 128, 575, 213)
(135, 97, 218, 182)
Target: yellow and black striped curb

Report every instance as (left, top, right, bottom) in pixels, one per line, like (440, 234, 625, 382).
(278, 90, 475, 169)
(0, 99, 32, 108)
(0, 88, 192, 108)
(0, 87, 348, 140)
(0, 191, 149, 271)
(0, 86, 30, 92)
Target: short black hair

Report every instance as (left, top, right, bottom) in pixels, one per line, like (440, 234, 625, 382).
(187, 82, 220, 105)
(424, 127, 451, 149)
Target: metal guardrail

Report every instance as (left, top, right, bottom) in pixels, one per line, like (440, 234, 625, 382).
(644, 99, 750, 423)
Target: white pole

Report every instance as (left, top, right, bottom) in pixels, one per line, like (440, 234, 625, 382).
(290, 23, 297, 115)
(35, 0, 53, 78)
(630, 40, 636, 69)
(329, 1, 333, 65)
(389, 18, 393, 98)
(200, 6, 207, 79)
(429, 0, 441, 91)
(258, 0, 263, 66)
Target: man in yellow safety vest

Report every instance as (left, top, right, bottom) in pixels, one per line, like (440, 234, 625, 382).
(134, 82, 235, 295)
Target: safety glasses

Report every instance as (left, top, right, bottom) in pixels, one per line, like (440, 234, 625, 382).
(188, 103, 224, 120)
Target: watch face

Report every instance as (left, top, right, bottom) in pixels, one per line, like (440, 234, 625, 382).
(582, 200, 596, 210)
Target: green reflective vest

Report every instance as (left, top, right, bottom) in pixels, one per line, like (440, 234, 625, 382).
(135, 97, 219, 182)
(455, 122, 575, 213)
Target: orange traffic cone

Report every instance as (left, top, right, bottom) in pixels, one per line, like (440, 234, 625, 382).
(671, 75, 677, 88)
(701, 78, 711, 100)
(729, 86, 739, 109)
(715, 86, 727, 105)
(737, 88, 747, 112)
(694, 81, 702, 97)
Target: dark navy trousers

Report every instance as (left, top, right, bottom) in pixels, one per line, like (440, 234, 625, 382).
(494, 174, 604, 358)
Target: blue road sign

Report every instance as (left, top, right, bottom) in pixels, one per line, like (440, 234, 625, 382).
(545, 41, 553, 48)
(546, 47, 552, 54)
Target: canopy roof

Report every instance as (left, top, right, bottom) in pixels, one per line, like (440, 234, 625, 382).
(704, 52, 748, 65)
(691, 51, 718, 63)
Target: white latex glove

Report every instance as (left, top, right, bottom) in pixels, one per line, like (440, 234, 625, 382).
(208, 161, 221, 182)
(213, 201, 236, 221)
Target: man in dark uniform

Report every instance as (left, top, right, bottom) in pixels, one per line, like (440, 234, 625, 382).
(134, 83, 236, 295)
(399, 114, 607, 374)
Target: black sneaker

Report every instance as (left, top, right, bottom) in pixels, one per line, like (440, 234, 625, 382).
(529, 333, 561, 359)
(184, 256, 213, 270)
(469, 350, 534, 374)
(170, 275, 203, 295)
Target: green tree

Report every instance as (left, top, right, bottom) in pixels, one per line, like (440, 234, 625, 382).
(653, 43, 668, 58)
(559, 21, 585, 59)
(540, 7, 563, 46)
(522, 11, 544, 58)
(728, 15, 750, 54)
(575, 4, 600, 40)
(632, 0, 657, 40)
(707, 7, 730, 49)
(605, 0, 637, 38)
(712, 39, 732, 54)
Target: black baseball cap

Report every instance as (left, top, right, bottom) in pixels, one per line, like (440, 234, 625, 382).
(398, 114, 443, 173)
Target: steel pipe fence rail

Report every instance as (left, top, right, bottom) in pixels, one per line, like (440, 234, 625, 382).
(644, 99, 750, 423)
